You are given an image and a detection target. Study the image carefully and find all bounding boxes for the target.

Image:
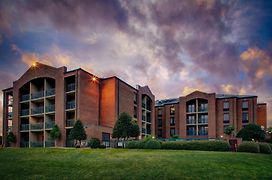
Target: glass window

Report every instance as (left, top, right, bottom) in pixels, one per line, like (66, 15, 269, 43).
(199, 103, 208, 112)
(242, 101, 248, 109)
(158, 109, 162, 115)
(223, 101, 229, 110)
(187, 115, 196, 124)
(170, 128, 175, 136)
(158, 119, 162, 127)
(199, 114, 208, 124)
(170, 106, 175, 115)
(170, 117, 175, 126)
(198, 126, 208, 136)
(158, 129, 162, 137)
(223, 113, 230, 123)
(187, 126, 196, 136)
(133, 93, 137, 104)
(102, 132, 110, 147)
(242, 112, 249, 123)
(187, 104, 195, 112)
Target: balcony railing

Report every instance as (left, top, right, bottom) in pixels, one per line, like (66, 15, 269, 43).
(30, 123, 44, 130)
(8, 112, 13, 119)
(21, 94, 30, 101)
(187, 130, 196, 136)
(198, 118, 208, 124)
(45, 105, 55, 113)
(30, 141, 43, 147)
(142, 128, 146, 134)
(31, 91, 44, 99)
(20, 109, 29, 116)
(20, 124, 29, 131)
(31, 107, 44, 115)
(45, 140, 55, 147)
(46, 88, 55, 96)
(20, 141, 29, 147)
(66, 119, 75, 127)
(66, 101, 75, 110)
(66, 83, 75, 92)
(142, 116, 146, 121)
(146, 129, 151, 135)
(187, 119, 196, 124)
(45, 121, 55, 129)
(146, 117, 151, 123)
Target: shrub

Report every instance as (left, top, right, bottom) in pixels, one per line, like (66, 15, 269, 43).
(143, 140, 161, 149)
(236, 124, 265, 141)
(99, 144, 106, 149)
(161, 140, 230, 151)
(258, 143, 272, 154)
(268, 143, 272, 151)
(88, 138, 100, 148)
(127, 140, 144, 149)
(237, 142, 260, 153)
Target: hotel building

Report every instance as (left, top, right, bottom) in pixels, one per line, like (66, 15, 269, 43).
(2, 63, 155, 147)
(155, 91, 267, 139)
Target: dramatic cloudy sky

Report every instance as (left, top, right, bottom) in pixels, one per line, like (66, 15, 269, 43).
(0, 0, 272, 130)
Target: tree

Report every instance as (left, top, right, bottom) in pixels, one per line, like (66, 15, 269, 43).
(6, 132, 16, 146)
(49, 125, 61, 147)
(267, 127, 272, 134)
(112, 112, 140, 147)
(69, 120, 87, 147)
(224, 125, 235, 137)
(236, 124, 265, 141)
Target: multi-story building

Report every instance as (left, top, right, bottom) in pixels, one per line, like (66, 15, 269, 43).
(257, 103, 267, 130)
(155, 91, 267, 139)
(2, 62, 155, 147)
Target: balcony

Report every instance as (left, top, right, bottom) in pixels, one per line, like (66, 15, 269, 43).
(31, 91, 44, 100)
(66, 83, 75, 92)
(45, 140, 55, 147)
(198, 118, 208, 124)
(45, 104, 55, 113)
(142, 116, 146, 122)
(21, 94, 30, 102)
(142, 103, 146, 109)
(8, 98, 13, 106)
(30, 141, 43, 147)
(66, 101, 75, 110)
(66, 119, 75, 127)
(20, 124, 29, 131)
(20, 109, 29, 116)
(142, 128, 146, 134)
(31, 107, 44, 115)
(30, 123, 44, 130)
(146, 129, 151, 135)
(146, 116, 151, 123)
(187, 119, 196, 124)
(8, 112, 13, 119)
(46, 88, 55, 96)
(45, 121, 55, 129)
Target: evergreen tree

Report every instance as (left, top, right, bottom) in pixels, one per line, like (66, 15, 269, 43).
(6, 132, 16, 146)
(49, 124, 61, 147)
(69, 120, 87, 147)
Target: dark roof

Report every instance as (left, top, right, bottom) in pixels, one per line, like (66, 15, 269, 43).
(155, 98, 179, 106)
(216, 94, 257, 99)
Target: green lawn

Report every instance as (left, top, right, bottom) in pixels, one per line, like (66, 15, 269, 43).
(0, 148, 271, 180)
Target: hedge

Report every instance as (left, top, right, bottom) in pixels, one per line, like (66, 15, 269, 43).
(237, 142, 260, 153)
(143, 140, 161, 149)
(161, 140, 230, 151)
(88, 138, 100, 148)
(127, 140, 144, 149)
(258, 143, 272, 154)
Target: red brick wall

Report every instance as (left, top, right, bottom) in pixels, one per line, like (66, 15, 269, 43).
(257, 104, 267, 130)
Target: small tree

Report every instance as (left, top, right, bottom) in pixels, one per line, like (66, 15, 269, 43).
(129, 120, 140, 139)
(49, 125, 61, 147)
(237, 124, 265, 141)
(112, 112, 138, 147)
(267, 127, 272, 134)
(224, 125, 235, 137)
(6, 132, 16, 146)
(69, 120, 87, 148)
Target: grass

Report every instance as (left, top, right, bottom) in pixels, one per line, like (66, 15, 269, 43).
(0, 148, 271, 180)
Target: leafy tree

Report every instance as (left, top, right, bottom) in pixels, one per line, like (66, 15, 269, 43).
(236, 124, 265, 141)
(69, 120, 87, 147)
(49, 125, 61, 147)
(267, 127, 272, 134)
(224, 125, 235, 137)
(6, 132, 16, 146)
(112, 112, 140, 147)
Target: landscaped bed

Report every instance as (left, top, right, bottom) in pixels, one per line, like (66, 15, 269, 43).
(0, 148, 271, 179)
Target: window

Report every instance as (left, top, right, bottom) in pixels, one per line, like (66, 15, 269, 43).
(223, 101, 229, 110)
(170, 106, 175, 115)
(199, 103, 208, 112)
(198, 126, 208, 136)
(170, 128, 175, 136)
(158, 129, 162, 137)
(170, 117, 175, 126)
(158, 119, 162, 127)
(187, 126, 196, 136)
(242, 112, 249, 123)
(223, 113, 230, 123)
(158, 109, 162, 117)
(133, 106, 137, 118)
(198, 114, 208, 124)
(242, 101, 248, 110)
(187, 104, 195, 112)
(133, 93, 137, 104)
(102, 132, 110, 147)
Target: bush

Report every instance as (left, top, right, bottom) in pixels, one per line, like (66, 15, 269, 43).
(88, 138, 100, 148)
(237, 124, 265, 141)
(161, 140, 230, 151)
(99, 144, 106, 149)
(143, 140, 161, 149)
(127, 140, 144, 149)
(258, 143, 272, 154)
(268, 143, 272, 151)
(237, 142, 260, 153)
